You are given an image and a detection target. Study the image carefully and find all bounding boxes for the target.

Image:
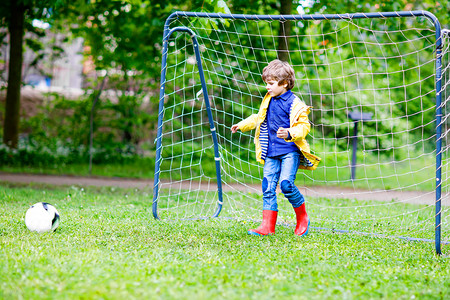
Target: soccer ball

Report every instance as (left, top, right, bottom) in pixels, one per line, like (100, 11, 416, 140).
(25, 202, 60, 233)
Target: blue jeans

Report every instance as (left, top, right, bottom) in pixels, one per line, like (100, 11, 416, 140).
(262, 151, 305, 211)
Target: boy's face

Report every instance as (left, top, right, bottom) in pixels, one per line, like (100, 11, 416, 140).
(265, 79, 288, 97)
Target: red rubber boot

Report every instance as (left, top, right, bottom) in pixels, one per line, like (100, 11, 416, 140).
(294, 204, 310, 236)
(248, 210, 278, 236)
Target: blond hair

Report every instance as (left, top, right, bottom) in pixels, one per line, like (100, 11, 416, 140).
(262, 59, 295, 90)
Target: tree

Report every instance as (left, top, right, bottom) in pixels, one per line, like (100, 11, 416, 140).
(0, 0, 55, 148)
(2, 0, 25, 148)
(49, 0, 233, 145)
(277, 0, 293, 62)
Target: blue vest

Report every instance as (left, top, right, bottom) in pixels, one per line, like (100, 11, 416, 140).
(265, 90, 299, 158)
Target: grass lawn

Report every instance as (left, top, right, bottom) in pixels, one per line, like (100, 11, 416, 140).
(1, 183, 449, 299)
(0, 160, 156, 179)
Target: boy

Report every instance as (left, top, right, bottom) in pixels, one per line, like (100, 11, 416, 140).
(231, 59, 320, 236)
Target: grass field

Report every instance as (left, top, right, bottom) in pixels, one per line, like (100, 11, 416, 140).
(1, 182, 450, 299)
(0, 160, 156, 179)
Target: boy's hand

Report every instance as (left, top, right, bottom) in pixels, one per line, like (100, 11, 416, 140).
(231, 124, 239, 133)
(277, 127, 289, 139)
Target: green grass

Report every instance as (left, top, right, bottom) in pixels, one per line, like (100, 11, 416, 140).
(1, 183, 450, 299)
(156, 188, 440, 242)
(0, 159, 156, 178)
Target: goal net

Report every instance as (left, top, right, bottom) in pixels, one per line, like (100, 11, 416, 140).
(153, 11, 450, 250)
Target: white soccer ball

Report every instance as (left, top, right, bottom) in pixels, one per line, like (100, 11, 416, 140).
(25, 202, 60, 233)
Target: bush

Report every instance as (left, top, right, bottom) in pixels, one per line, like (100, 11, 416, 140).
(1, 91, 157, 168)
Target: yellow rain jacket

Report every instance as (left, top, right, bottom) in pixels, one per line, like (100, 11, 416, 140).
(236, 93, 321, 170)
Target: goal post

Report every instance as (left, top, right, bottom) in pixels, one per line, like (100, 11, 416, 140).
(153, 10, 449, 255)
(153, 26, 224, 220)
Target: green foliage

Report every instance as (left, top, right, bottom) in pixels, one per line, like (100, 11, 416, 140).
(1, 184, 450, 299)
(0, 0, 447, 184)
(0, 0, 62, 82)
(164, 13, 438, 166)
(50, 0, 229, 91)
(0, 91, 155, 167)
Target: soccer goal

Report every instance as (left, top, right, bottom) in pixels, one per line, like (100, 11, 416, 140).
(152, 10, 450, 254)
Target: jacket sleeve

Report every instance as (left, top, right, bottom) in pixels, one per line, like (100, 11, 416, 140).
(237, 114, 258, 132)
(286, 106, 311, 142)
